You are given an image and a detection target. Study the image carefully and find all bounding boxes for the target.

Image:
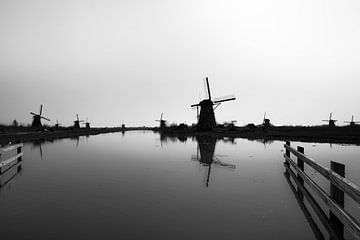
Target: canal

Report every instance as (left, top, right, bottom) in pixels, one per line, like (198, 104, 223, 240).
(0, 131, 359, 239)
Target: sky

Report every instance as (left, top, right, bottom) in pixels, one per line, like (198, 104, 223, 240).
(1, 0, 360, 127)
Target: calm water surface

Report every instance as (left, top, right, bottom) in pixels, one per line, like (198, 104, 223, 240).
(0, 131, 360, 240)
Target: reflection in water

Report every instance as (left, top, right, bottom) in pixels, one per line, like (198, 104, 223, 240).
(192, 136, 235, 187)
(284, 164, 344, 240)
(0, 165, 22, 190)
(31, 141, 44, 159)
(159, 132, 188, 147)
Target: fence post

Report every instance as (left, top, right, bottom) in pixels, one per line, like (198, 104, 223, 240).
(284, 142, 290, 177)
(285, 141, 290, 158)
(17, 144, 22, 163)
(296, 146, 305, 200)
(330, 161, 345, 239)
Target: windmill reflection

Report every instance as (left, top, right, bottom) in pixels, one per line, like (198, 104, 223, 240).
(159, 132, 187, 147)
(30, 141, 45, 159)
(192, 136, 235, 187)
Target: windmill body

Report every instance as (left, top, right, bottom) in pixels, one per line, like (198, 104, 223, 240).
(30, 104, 50, 129)
(197, 99, 216, 131)
(191, 77, 235, 131)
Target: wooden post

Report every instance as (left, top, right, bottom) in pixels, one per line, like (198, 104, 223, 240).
(284, 142, 290, 177)
(297, 146, 305, 200)
(285, 141, 290, 158)
(330, 161, 345, 239)
(17, 145, 22, 163)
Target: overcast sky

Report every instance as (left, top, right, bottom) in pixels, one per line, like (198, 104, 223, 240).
(1, 0, 360, 127)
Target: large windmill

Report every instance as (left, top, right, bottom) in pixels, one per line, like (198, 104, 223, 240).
(191, 77, 235, 131)
(155, 113, 166, 130)
(322, 113, 337, 127)
(344, 115, 360, 127)
(30, 104, 50, 129)
(73, 114, 84, 129)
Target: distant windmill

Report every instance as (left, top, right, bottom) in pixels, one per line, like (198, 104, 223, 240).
(322, 113, 337, 127)
(121, 121, 125, 131)
(73, 114, 84, 129)
(191, 77, 236, 131)
(344, 115, 360, 127)
(55, 120, 60, 128)
(82, 118, 90, 129)
(155, 113, 166, 130)
(30, 104, 50, 129)
(262, 112, 271, 129)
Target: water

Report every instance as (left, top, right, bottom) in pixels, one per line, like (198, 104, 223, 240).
(0, 131, 360, 240)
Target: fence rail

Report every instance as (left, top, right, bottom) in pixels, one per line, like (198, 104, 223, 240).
(0, 143, 23, 174)
(283, 141, 360, 239)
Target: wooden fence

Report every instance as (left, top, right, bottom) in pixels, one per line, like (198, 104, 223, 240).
(284, 141, 360, 239)
(0, 143, 23, 174)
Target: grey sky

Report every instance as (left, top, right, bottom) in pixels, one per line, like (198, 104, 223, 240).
(1, 0, 359, 127)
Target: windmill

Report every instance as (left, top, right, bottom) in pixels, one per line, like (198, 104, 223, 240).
(322, 113, 337, 127)
(55, 120, 60, 128)
(344, 115, 360, 127)
(191, 136, 235, 187)
(82, 118, 90, 129)
(191, 77, 236, 131)
(155, 113, 166, 130)
(121, 121, 125, 131)
(262, 112, 271, 129)
(30, 104, 50, 129)
(73, 114, 84, 129)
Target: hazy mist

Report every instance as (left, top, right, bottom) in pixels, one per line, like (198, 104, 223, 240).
(1, 0, 360, 127)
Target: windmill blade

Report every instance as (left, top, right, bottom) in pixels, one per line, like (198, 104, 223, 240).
(79, 120, 85, 123)
(203, 77, 211, 100)
(77, 114, 79, 121)
(39, 104, 43, 115)
(41, 116, 50, 121)
(329, 112, 332, 120)
(30, 112, 38, 116)
(191, 103, 201, 107)
(213, 95, 236, 104)
(160, 113, 163, 121)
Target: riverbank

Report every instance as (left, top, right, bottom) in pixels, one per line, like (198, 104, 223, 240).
(0, 128, 125, 145)
(1, 125, 360, 145)
(157, 125, 360, 145)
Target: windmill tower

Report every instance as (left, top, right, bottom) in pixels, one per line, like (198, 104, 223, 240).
(322, 113, 337, 127)
(82, 118, 90, 129)
(156, 113, 166, 130)
(73, 114, 84, 129)
(121, 121, 125, 131)
(344, 115, 360, 127)
(55, 120, 59, 128)
(263, 112, 271, 129)
(30, 104, 50, 129)
(191, 77, 236, 131)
